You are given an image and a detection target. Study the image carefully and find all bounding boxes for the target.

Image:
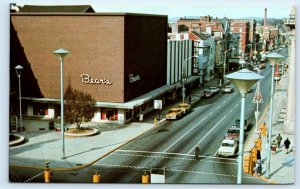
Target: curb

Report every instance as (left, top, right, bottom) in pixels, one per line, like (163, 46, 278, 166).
(10, 117, 168, 171)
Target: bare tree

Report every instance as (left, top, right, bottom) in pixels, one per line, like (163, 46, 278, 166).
(64, 87, 96, 130)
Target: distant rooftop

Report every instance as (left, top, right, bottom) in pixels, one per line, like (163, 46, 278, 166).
(19, 5, 95, 13)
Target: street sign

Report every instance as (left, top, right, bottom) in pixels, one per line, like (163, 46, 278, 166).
(154, 100, 162, 109)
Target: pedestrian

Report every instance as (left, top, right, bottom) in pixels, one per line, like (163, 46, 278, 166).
(139, 113, 143, 123)
(254, 160, 262, 176)
(271, 140, 277, 154)
(194, 145, 200, 159)
(188, 96, 191, 104)
(276, 134, 282, 148)
(284, 138, 291, 154)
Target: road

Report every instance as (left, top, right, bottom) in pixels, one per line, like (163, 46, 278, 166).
(10, 63, 273, 184)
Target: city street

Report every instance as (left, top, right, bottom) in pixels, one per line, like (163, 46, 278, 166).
(10, 63, 273, 184)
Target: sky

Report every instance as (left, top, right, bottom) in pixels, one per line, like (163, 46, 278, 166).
(8, 0, 294, 19)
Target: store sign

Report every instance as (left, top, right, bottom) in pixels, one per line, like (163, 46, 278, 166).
(129, 74, 141, 83)
(80, 74, 112, 85)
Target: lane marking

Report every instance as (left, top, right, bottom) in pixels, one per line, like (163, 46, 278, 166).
(96, 163, 260, 180)
(112, 152, 237, 165)
(229, 109, 233, 113)
(188, 115, 227, 154)
(162, 113, 209, 153)
(116, 149, 236, 161)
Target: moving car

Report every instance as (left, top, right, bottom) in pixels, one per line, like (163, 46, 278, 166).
(166, 108, 184, 120)
(178, 103, 191, 114)
(202, 89, 213, 98)
(208, 86, 220, 94)
(224, 126, 240, 142)
(274, 76, 281, 81)
(217, 139, 238, 157)
(222, 86, 234, 93)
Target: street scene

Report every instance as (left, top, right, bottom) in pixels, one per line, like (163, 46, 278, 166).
(8, 1, 295, 185)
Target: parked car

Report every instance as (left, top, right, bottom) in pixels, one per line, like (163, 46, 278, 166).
(217, 139, 238, 157)
(178, 103, 191, 114)
(234, 119, 250, 131)
(208, 86, 220, 94)
(222, 86, 234, 93)
(202, 89, 213, 98)
(224, 126, 240, 142)
(166, 108, 184, 120)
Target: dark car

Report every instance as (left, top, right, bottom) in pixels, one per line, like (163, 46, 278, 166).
(202, 89, 213, 98)
(234, 119, 250, 131)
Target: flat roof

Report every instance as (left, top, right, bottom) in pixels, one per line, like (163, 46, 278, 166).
(10, 12, 168, 18)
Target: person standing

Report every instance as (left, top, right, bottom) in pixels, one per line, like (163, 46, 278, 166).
(276, 134, 282, 148)
(194, 145, 200, 159)
(271, 140, 277, 154)
(284, 138, 291, 154)
(139, 113, 143, 123)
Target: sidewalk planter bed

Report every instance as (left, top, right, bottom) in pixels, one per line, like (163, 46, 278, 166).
(64, 128, 99, 137)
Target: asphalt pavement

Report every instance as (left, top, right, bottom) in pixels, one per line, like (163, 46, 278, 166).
(9, 74, 294, 184)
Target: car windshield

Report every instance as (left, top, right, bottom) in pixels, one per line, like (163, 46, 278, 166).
(227, 129, 239, 134)
(222, 143, 234, 147)
(169, 109, 179, 113)
(179, 104, 188, 108)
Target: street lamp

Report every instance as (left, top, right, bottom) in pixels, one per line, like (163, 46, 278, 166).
(53, 48, 70, 159)
(226, 69, 263, 184)
(15, 65, 24, 132)
(265, 52, 283, 179)
(223, 48, 235, 84)
(182, 56, 198, 103)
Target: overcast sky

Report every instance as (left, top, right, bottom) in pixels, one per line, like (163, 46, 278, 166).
(11, 0, 294, 19)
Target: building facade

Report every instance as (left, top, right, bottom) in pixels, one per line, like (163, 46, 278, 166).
(10, 12, 168, 124)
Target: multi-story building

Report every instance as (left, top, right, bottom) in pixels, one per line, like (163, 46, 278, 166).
(166, 39, 199, 100)
(10, 7, 168, 124)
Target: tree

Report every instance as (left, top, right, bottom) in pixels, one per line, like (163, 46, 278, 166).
(64, 87, 96, 130)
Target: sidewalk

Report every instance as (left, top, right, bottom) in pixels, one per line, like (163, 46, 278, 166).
(10, 77, 223, 170)
(244, 71, 294, 184)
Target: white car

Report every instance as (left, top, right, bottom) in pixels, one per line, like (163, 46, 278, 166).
(208, 86, 219, 94)
(217, 139, 238, 157)
(222, 86, 233, 93)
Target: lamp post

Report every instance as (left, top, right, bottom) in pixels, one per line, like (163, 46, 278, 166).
(223, 48, 235, 84)
(265, 52, 283, 178)
(226, 69, 263, 184)
(53, 48, 70, 159)
(15, 65, 24, 132)
(182, 56, 198, 103)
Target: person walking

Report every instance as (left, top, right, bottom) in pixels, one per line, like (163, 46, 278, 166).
(194, 145, 200, 159)
(139, 113, 143, 123)
(276, 134, 282, 148)
(284, 138, 291, 154)
(188, 96, 191, 104)
(271, 140, 277, 154)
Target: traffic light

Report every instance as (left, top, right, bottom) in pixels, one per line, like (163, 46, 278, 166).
(243, 155, 253, 174)
(251, 147, 258, 162)
(142, 171, 150, 184)
(255, 138, 262, 151)
(93, 171, 101, 183)
(44, 170, 51, 183)
(260, 123, 267, 136)
(44, 161, 51, 183)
